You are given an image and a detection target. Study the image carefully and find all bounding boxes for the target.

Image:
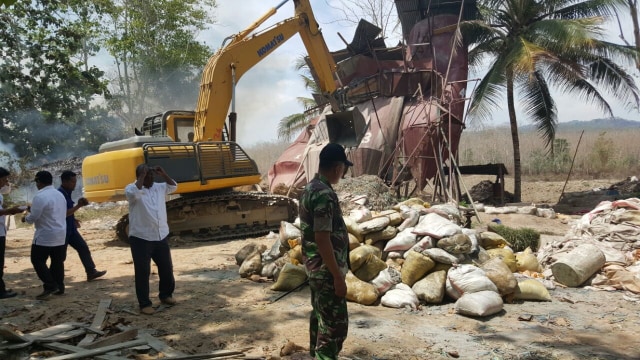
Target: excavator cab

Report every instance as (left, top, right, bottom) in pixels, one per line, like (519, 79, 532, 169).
(325, 107, 368, 148)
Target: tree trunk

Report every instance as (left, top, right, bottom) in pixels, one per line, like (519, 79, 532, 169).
(506, 68, 521, 202)
(629, 0, 640, 70)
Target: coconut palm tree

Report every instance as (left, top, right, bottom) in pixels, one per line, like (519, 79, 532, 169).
(461, 0, 640, 202)
(277, 56, 321, 141)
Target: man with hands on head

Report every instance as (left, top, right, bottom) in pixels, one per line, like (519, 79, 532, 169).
(124, 164, 177, 315)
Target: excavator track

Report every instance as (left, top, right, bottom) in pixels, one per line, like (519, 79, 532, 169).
(116, 191, 297, 243)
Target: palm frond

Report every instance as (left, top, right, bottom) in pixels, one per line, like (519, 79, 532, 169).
(277, 113, 308, 141)
(511, 37, 549, 74)
(299, 74, 320, 93)
(547, 60, 614, 116)
(296, 96, 317, 110)
(519, 70, 557, 150)
(294, 55, 308, 71)
(467, 59, 508, 122)
(588, 57, 640, 109)
(528, 18, 605, 55)
(585, 41, 639, 65)
(459, 19, 501, 45)
(550, 0, 627, 20)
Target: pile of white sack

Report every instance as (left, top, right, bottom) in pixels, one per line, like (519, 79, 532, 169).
(235, 198, 554, 317)
(538, 198, 640, 295)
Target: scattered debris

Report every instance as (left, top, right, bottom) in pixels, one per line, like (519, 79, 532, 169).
(0, 299, 259, 359)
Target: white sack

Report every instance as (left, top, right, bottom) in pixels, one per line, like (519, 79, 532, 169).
(446, 264, 498, 300)
(455, 290, 503, 317)
(380, 283, 419, 310)
(413, 213, 462, 239)
(384, 228, 418, 252)
(370, 267, 402, 294)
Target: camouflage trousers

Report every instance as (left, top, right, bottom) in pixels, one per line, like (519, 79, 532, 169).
(309, 276, 348, 360)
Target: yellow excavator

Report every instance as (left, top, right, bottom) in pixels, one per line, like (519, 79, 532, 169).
(81, 0, 363, 242)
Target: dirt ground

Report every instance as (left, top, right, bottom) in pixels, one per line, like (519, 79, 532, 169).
(1, 176, 639, 360)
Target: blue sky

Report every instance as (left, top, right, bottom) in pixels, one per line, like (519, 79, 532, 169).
(99, 0, 640, 145)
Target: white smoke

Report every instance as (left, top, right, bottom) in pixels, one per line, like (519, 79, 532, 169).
(0, 139, 18, 168)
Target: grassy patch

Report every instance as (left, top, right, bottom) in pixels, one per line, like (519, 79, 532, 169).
(487, 222, 541, 252)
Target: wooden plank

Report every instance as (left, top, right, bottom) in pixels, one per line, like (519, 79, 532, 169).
(0, 325, 31, 342)
(36, 329, 87, 343)
(137, 332, 186, 357)
(24, 322, 84, 340)
(162, 349, 249, 359)
(0, 340, 33, 350)
(77, 298, 112, 347)
(43, 342, 129, 360)
(45, 339, 147, 360)
(83, 329, 138, 350)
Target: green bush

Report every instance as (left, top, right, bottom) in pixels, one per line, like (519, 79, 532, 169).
(487, 222, 540, 252)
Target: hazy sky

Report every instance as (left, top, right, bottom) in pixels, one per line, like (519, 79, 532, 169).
(99, 0, 640, 145)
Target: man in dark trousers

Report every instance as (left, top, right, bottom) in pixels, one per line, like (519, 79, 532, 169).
(0, 167, 25, 299)
(125, 164, 177, 315)
(58, 170, 106, 282)
(23, 171, 67, 299)
(299, 143, 352, 360)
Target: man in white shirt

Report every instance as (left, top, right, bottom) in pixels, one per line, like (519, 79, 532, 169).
(23, 171, 67, 300)
(125, 164, 177, 315)
(0, 167, 25, 299)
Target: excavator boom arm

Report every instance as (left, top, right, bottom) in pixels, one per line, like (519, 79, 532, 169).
(193, 0, 338, 142)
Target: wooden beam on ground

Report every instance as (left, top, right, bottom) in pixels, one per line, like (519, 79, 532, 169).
(0, 325, 31, 342)
(44, 342, 129, 360)
(24, 322, 84, 341)
(137, 332, 186, 357)
(162, 348, 251, 359)
(36, 329, 87, 343)
(77, 298, 112, 347)
(83, 329, 138, 350)
(45, 339, 147, 360)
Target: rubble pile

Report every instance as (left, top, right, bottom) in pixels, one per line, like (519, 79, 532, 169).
(333, 175, 397, 214)
(30, 156, 83, 175)
(236, 198, 554, 318)
(464, 180, 514, 205)
(608, 176, 640, 195)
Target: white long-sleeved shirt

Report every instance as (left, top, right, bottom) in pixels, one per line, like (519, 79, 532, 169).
(24, 185, 67, 247)
(125, 181, 177, 241)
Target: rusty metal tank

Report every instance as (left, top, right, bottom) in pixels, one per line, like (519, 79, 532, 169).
(268, 0, 477, 193)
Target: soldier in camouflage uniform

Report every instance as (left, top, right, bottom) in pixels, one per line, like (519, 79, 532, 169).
(299, 143, 353, 360)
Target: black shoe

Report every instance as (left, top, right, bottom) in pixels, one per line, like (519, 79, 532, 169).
(53, 289, 65, 295)
(87, 270, 107, 282)
(0, 290, 17, 299)
(36, 288, 57, 300)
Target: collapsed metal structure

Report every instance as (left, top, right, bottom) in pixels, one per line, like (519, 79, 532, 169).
(268, 0, 478, 200)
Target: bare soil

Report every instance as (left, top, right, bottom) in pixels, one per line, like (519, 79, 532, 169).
(1, 177, 639, 360)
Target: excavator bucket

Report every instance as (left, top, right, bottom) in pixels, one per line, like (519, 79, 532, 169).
(325, 107, 368, 148)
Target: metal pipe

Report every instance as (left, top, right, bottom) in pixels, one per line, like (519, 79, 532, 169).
(558, 130, 585, 203)
(229, 65, 237, 142)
